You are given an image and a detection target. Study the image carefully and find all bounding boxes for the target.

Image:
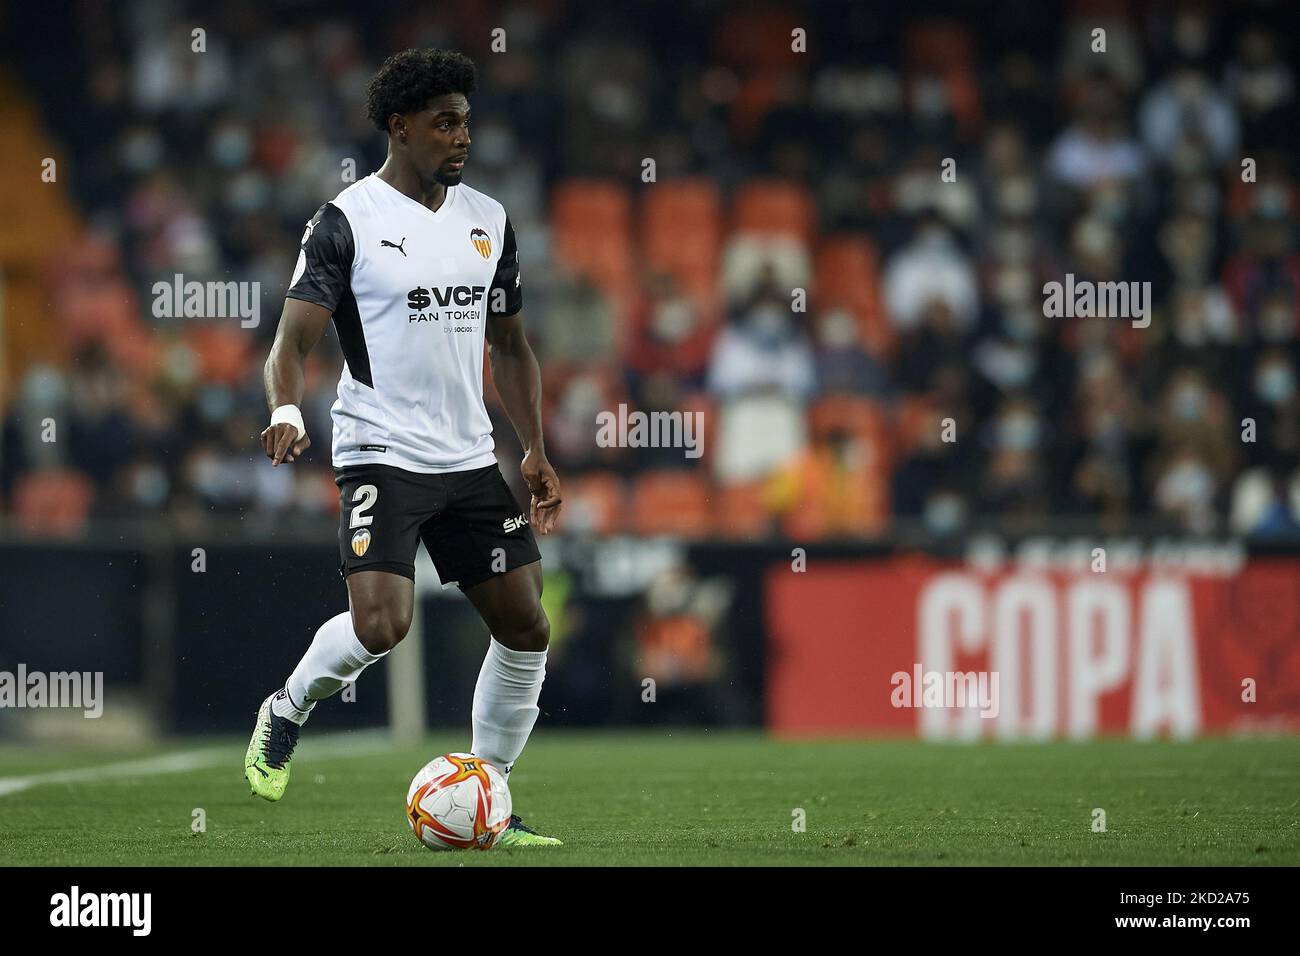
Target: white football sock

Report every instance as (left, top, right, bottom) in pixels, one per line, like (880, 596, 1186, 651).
(272, 611, 388, 725)
(471, 636, 546, 775)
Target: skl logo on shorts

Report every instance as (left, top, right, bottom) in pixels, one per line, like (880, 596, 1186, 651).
(351, 528, 371, 556)
(470, 227, 492, 259)
(502, 514, 527, 533)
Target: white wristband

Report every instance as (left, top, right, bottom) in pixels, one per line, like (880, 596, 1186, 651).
(270, 404, 306, 443)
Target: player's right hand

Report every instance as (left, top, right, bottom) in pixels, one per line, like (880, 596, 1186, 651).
(261, 423, 311, 465)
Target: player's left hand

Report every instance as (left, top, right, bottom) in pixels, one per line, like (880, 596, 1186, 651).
(521, 449, 562, 535)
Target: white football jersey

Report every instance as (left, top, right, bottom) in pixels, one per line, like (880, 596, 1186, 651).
(286, 173, 522, 473)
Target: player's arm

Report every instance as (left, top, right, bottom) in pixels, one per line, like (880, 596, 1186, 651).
(486, 309, 561, 534)
(261, 202, 353, 466)
(261, 298, 332, 465)
(484, 215, 560, 533)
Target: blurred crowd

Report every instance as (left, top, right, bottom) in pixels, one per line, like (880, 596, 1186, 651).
(2, 0, 1298, 540)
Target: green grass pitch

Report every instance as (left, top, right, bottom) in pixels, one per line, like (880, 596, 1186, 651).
(1, 731, 1296, 866)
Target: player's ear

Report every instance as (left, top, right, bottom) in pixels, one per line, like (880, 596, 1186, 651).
(389, 114, 407, 144)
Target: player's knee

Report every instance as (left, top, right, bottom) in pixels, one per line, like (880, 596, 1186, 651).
(351, 605, 411, 654)
(500, 605, 549, 653)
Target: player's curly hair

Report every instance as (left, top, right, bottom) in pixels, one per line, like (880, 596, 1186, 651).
(364, 49, 477, 133)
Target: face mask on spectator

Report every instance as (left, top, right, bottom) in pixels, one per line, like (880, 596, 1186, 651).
(1161, 458, 1214, 509)
(997, 412, 1041, 450)
(1004, 307, 1040, 342)
(132, 464, 170, 508)
(923, 492, 966, 535)
(994, 265, 1034, 309)
(1259, 303, 1295, 342)
(21, 366, 68, 408)
(211, 125, 251, 167)
(917, 223, 951, 249)
(749, 305, 790, 345)
(1090, 409, 1127, 447)
(1091, 186, 1130, 224)
(197, 385, 235, 423)
(817, 311, 859, 349)
(561, 377, 603, 418)
(1172, 383, 1209, 421)
(1174, 302, 1207, 346)
(1255, 362, 1296, 406)
(191, 453, 226, 500)
(651, 301, 695, 342)
(995, 177, 1037, 217)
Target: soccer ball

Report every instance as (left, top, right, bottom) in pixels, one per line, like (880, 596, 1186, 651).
(405, 753, 512, 851)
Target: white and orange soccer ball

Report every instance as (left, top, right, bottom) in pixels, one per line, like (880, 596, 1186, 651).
(405, 753, 512, 851)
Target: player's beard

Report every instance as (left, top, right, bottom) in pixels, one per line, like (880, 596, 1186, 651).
(434, 165, 464, 187)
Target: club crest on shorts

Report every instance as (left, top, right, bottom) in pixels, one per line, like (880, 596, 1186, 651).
(351, 528, 371, 557)
(470, 227, 492, 259)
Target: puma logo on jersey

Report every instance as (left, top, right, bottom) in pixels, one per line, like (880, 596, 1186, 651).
(502, 514, 528, 533)
(381, 237, 407, 256)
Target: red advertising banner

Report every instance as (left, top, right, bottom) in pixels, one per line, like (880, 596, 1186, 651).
(766, 554, 1300, 738)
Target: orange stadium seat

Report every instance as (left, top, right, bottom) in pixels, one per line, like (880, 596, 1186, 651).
(551, 231, 634, 292)
(184, 325, 253, 387)
(630, 471, 711, 537)
(107, 321, 163, 378)
(815, 235, 892, 356)
(643, 179, 722, 302)
(713, 480, 773, 540)
(551, 180, 636, 306)
(560, 472, 626, 535)
(732, 180, 815, 243)
(12, 468, 95, 536)
(551, 179, 632, 236)
(815, 236, 880, 306)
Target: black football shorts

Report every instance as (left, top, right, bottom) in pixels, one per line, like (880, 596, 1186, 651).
(334, 462, 541, 590)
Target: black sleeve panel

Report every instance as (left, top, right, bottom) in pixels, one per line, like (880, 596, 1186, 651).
(286, 202, 354, 313)
(489, 215, 523, 316)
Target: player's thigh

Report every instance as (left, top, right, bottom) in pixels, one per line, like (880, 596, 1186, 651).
(345, 570, 415, 652)
(462, 561, 548, 652)
(336, 464, 429, 650)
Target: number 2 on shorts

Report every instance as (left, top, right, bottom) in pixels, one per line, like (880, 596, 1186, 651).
(349, 484, 378, 528)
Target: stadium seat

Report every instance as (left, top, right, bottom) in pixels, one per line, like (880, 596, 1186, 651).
(643, 179, 722, 303)
(551, 231, 635, 300)
(184, 325, 254, 387)
(815, 235, 892, 356)
(732, 180, 816, 243)
(551, 179, 633, 236)
(551, 180, 636, 307)
(560, 472, 626, 535)
(815, 236, 879, 300)
(12, 468, 95, 536)
(107, 322, 163, 378)
(713, 480, 773, 540)
(55, 277, 137, 353)
(630, 471, 712, 536)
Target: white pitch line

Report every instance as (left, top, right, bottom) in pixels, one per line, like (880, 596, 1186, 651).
(0, 730, 398, 798)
